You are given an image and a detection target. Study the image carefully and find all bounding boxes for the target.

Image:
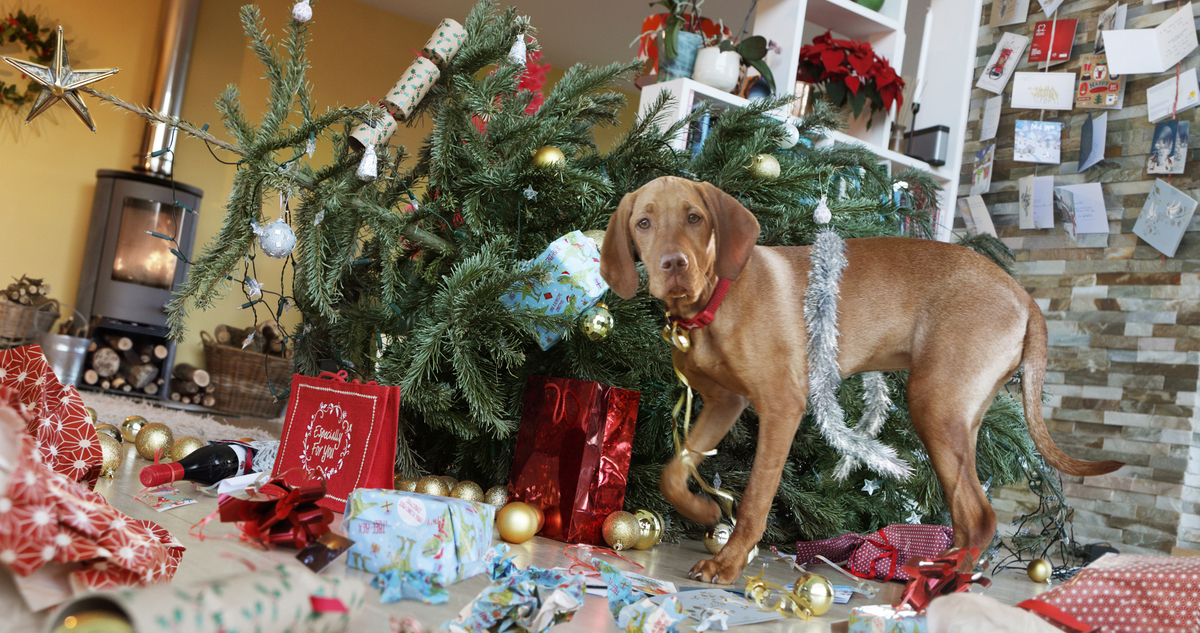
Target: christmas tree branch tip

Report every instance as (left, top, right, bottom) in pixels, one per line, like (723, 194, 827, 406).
(81, 87, 248, 158)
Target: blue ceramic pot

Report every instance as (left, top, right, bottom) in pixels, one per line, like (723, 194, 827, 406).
(658, 31, 704, 82)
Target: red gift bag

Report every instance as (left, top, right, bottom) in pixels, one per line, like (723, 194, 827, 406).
(508, 375, 639, 545)
(274, 371, 399, 512)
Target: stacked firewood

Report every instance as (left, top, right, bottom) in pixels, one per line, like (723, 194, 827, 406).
(213, 322, 293, 357)
(81, 334, 170, 396)
(4, 275, 54, 308)
(169, 363, 216, 407)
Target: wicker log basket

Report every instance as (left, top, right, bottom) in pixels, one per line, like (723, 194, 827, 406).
(0, 301, 58, 349)
(201, 330, 293, 418)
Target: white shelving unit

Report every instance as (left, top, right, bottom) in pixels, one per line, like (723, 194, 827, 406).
(638, 0, 983, 241)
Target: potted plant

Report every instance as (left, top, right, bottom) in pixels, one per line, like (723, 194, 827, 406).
(797, 31, 904, 128)
(693, 34, 776, 95)
(635, 1, 724, 83)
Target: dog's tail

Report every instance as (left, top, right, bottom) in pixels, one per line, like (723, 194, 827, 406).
(1022, 300, 1124, 477)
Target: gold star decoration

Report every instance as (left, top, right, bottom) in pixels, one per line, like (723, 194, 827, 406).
(2, 26, 119, 132)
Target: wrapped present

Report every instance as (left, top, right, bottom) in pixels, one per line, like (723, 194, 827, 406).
(343, 489, 495, 583)
(275, 370, 400, 511)
(499, 231, 608, 350)
(44, 564, 363, 633)
(794, 524, 954, 582)
(0, 386, 183, 606)
(849, 605, 927, 633)
(1030, 554, 1200, 632)
(896, 548, 990, 614)
(0, 344, 101, 485)
(218, 468, 333, 549)
(508, 375, 639, 545)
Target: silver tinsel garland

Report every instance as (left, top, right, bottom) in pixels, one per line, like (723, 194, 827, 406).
(804, 229, 912, 481)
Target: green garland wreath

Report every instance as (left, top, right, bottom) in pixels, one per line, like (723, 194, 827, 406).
(1, 11, 54, 107)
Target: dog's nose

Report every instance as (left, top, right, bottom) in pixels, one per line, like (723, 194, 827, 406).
(660, 252, 688, 272)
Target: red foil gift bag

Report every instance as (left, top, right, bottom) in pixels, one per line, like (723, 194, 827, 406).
(274, 371, 400, 512)
(508, 375, 639, 545)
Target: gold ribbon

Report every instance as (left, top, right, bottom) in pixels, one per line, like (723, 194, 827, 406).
(743, 569, 822, 620)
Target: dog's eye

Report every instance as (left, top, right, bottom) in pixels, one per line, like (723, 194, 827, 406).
(688, 213, 702, 224)
(637, 218, 650, 229)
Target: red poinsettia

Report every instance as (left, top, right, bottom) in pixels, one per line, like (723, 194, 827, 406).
(797, 31, 904, 127)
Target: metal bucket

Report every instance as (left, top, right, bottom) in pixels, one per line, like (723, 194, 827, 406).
(41, 333, 91, 386)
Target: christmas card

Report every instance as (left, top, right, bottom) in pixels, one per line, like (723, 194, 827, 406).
(1029, 19, 1078, 64)
(977, 32, 1030, 94)
(959, 195, 997, 237)
(1094, 3, 1127, 56)
(1014, 120, 1063, 164)
(1147, 68, 1200, 123)
(1075, 54, 1125, 110)
(991, 0, 1030, 27)
(1134, 179, 1198, 257)
(980, 95, 1002, 141)
(648, 589, 784, 628)
(1036, 0, 1066, 16)
(135, 485, 197, 512)
(1018, 175, 1055, 229)
(970, 142, 996, 196)
(1078, 112, 1108, 172)
(1146, 120, 1190, 175)
(1011, 72, 1075, 111)
(1103, 3, 1197, 75)
(1055, 183, 1109, 236)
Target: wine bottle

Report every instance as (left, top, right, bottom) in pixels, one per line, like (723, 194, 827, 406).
(140, 443, 256, 487)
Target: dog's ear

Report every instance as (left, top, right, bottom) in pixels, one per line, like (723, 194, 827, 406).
(700, 182, 760, 280)
(600, 191, 640, 299)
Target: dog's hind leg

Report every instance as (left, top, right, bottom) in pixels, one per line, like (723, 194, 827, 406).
(661, 376, 748, 528)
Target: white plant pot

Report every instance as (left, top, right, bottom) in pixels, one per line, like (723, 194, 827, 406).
(690, 47, 741, 93)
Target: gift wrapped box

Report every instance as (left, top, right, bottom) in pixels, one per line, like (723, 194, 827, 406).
(1031, 553, 1200, 632)
(795, 524, 954, 582)
(508, 375, 639, 545)
(343, 489, 494, 583)
(499, 231, 608, 350)
(849, 605, 927, 633)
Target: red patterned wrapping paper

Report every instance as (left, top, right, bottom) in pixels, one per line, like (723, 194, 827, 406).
(0, 344, 101, 486)
(508, 376, 639, 545)
(794, 524, 953, 582)
(1031, 554, 1200, 632)
(0, 386, 184, 596)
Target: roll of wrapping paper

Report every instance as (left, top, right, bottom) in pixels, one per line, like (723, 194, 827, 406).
(421, 18, 467, 67)
(349, 115, 397, 150)
(383, 57, 440, 121)
(44, 564, 365, 633)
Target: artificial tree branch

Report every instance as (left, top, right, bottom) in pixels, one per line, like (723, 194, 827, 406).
(82, 87, 249, 158)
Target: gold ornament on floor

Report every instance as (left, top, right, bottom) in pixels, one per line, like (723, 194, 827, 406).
(450, 481, 484, 502)
(748, 153, 781, 180)
(121, 416, 148, 442)
(532, 145, 565, 168)
(1027, 557, 1052, 583)
(583, 229, 606, 253)
(135, 423, 174, 460)
(170, 436, 205, 462)
(580, 303, 614, 341)
(85, 407, 98, 425)
(485, 485, 508, 509)
(602, 510, 641, 551)
(704, 522, 734, 554)
(1, 26, 120, 131)
(398, 477, 419, 492)
(416, 475, 450, 496)
(789, 573, 835, 618)
(497, 501, 539, 544)
(95, 423, 123, 444)
(633, 509, 664, 550)
(96, 433, 122, 478)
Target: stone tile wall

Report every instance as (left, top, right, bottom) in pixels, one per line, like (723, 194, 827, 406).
(965, 1, 1200, 552)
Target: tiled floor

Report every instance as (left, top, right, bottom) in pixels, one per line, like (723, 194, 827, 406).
(59, 436, 1057, 632)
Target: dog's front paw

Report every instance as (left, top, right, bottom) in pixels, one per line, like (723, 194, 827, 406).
(687, 558, 743, 585)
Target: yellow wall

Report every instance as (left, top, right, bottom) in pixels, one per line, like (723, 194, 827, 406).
(0, 0, 636, 370)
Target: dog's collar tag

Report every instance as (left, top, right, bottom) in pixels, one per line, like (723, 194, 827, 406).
(662, 321, 691, 352)
(665, 278, 733, 345)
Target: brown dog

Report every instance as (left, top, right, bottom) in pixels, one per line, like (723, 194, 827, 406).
(599, 177, 1123, 584)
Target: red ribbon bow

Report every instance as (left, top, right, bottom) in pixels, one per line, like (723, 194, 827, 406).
(218, 468, 333, 549)
(896, 548, 992, 614)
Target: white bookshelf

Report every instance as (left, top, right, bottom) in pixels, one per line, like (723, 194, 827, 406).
(638, 0, 984, 241)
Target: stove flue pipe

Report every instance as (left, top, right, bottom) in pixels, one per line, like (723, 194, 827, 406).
(136, 0, 200, 176)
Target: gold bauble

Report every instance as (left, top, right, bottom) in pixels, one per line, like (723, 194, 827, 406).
(704, 522, 734, 555)
(485, 485, 508, 509)
(602, 511, 641, 551)
(450, 481, 485, 502)
(438, 475, 458, 490)
(398, 477, 419, 492)
(583, 229, 606, 253)
(121, 416, 148, 442)
(170, 436, 206, 462)
(95, 423, 123, 444)
(497, 502, 540, 543)
(579, 303, 614, 341)
(532, 145, 566, 168)
(1027, 557, 1052, 583)
(791, 573, 835, 618)
(96, 433, 122, 478)
(633, 509, 664, 550)
(393, 473, 405, 489)
(51, 610, 134, 633)
(532, 504, 545, 532)
(416, 475, 451, 496)
(135, 423, 174, 460)
(748, 153, 781, 180)
(85, 406, 98, 426)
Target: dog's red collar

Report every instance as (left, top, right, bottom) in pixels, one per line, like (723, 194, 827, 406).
(667, 278, 732, 331)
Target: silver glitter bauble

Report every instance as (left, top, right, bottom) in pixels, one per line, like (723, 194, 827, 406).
(259, 219, 296, 259)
